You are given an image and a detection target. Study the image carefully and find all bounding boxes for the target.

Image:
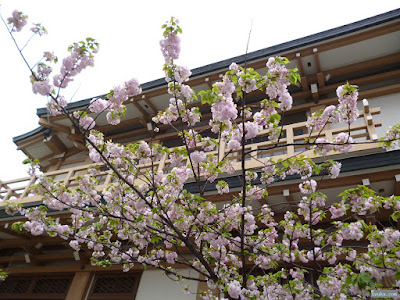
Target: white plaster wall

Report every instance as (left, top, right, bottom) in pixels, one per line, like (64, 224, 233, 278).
(324, 93, 400, 140)
(367, 93, 400, 138)
(136, 269, 198, 300)
(319, 32, 400, 71)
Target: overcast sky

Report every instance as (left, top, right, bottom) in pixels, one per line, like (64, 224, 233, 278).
(0, 0, 399, 181)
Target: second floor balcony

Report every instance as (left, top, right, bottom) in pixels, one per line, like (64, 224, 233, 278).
(0, 100, 383, 207)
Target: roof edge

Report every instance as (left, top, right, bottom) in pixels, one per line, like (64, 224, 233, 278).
(13, 126, 50, 144)
(30, 9, 399, 125)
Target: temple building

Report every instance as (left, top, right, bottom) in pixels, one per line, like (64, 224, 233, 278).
(0, 8, 399, 299)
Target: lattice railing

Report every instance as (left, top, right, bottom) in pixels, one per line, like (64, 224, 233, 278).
(0, 101, 381, 205)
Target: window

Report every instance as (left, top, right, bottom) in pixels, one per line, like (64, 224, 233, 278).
(87, 273, 141, 300)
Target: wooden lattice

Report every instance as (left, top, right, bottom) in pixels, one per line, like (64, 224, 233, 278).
(0, 275, 73, 299)
(88, 273, 141, 300)
(32, 278, 71, 294)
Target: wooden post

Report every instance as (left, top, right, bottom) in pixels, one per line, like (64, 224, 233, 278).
(218, 141, 226, 163)
(286, 127, 295, 157)
(19, 177, 36, 199)
(317, 72, 325, 88)
(157, 152, 167, 173)
(65, 271, 92, 300)
(3, 189, 12, 201)
(362, 99, 378, 140)
(63, 170, 74, 186)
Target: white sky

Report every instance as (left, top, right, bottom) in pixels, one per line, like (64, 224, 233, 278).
(0, 0, 399, 181)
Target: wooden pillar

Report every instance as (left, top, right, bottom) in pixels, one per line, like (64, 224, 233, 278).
(362, 99, 378, 140)
(65, 271, 92, 300)
(295, 52, 304, 77)
(286, 127, 295, 157)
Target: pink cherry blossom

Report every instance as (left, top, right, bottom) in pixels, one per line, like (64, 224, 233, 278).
(7, 10, 27, 32)
(79, 116, 95, 130)
(313, 138, 334, 155)
(299, 179, 317, 194)
(333, 132, 354, 153)
(31, 79, 52, 96)
(89, 98, 109, 113)
(160, 33, 180, 62)
(189, 150, 206, 163)
(227, 280, 242, 299)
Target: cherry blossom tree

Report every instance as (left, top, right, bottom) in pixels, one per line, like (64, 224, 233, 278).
(2, 9, 400, 299)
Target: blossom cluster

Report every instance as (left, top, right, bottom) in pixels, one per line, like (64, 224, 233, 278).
(53, 38, 99, 89)
(160, 17, 181, 63)
(6, 10, 27, 32)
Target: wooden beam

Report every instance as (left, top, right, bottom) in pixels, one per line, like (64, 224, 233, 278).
(205, 77, 213, 89)
(0, 250, 92, 265)
(327, 52, 400, 79)
(47, 158, 64, 171)
(296, 53, 304, 77)
(300, 76, 309, 91)
(64, 147, 84, 159)
(317, 73, 325, 88)
(0, 180, 11, 190)
(0, 223, 30, 239)
(96, 116, 144, 134)
(107, 127, 149, 142)
(44, 135, 67, 155)
(66, 133, 83, 142)
(74, 141, 87, 151)
(22, 250, 42, 266)
(0, 236, 66, 249)
(6, 262, 182, 275)
(39, 118, 71, 134)
(131, 98, 148, 117)
(142, 97, 158, 114)
(319, 69, 400, 96)
(38, 152, 65, 166)
(313, 49, 321, 73)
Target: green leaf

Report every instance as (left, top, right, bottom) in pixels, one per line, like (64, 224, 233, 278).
(392, 211, 400, 221)
(357, 272, 374, 289)
(22, 158, 32, 165)
(345, 275, 352, 286)
(395, 269, 400, 281)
